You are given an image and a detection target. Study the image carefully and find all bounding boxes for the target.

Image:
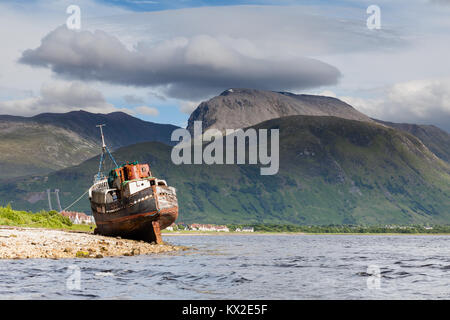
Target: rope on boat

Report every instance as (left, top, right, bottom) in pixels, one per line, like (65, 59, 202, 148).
(62, 189, 90, 212)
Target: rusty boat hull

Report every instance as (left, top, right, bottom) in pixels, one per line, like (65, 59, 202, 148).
(92, 207, 178, 243)
(90, 172, 178, 243)
(92, 192, 178, 243)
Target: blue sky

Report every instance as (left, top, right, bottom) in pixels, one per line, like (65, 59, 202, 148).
(96, 0, 270, 11)
(94, 0, 360, 12)
(0, 0, 449, 131)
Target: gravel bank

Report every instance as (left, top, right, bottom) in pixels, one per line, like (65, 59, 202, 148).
(0, 226, 185, 259)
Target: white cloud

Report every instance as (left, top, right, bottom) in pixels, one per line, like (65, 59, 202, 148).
(123, 94, 144, 104)
(0, 81, 123, 116)
(134, 105, 159, 116)
(317, 90, 337, 98)
(1, 1, 450, 130)
(19, 26, 341, 101)
(179, 100, 201, 114)
(12, 3, 417, 114)
(0, 0, 128, 94)
(340, 78, 450, 131)
(90, 5, 406, 57)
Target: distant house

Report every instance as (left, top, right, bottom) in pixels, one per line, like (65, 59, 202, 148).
(166, 223, 177, 231)
(61, 211, 93, 224)
(188, 224, 199, 231)
(189, 224, 212, 231)
(215, 225, 230, 232)
(189, 224, 229, 232)
(242, 227, 254, 232)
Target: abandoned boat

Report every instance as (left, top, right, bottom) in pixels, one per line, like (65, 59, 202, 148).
(89, 124, 178, 243)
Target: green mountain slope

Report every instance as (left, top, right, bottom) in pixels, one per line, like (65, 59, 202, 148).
(1, 116, 449, 225)
(374, 119, 450, 162)
(0, 111, 179, 179)
(0, 121, 99, 179)
(25, 110, 179, 149)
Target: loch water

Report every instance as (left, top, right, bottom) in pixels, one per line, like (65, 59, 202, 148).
(1, 234, 449, 299)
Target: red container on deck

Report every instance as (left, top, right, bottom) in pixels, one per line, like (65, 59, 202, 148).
(125, 165, 140, 180)
(138, 164, 151, 178)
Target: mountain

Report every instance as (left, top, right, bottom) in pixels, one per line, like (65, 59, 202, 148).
(187, 88, 373, 134)
(186, 88, 450, 165)
(21, 111, 179, 149)
(3, 115, 449, 225)
(0, 111, 179, 179)
(374, 119, 450, 162)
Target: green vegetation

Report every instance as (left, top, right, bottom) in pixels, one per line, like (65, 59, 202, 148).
(1, 116, 449, 226)
(228, 223, 450, 234)
(0, 205, 93, 232)
(375, 120, 450, 162)
(0, 121, 99, 179)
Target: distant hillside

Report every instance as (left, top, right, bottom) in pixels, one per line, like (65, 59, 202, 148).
(24, 111, 179, 149)
(374, 119, 450, 162)
(3, 115, 449, 225)
(0, 111, 179, 179)
(0, 120, 98, 179)
(187, 88, 373, 134)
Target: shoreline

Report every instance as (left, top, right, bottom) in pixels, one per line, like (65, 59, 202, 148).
(1, 224, 448, 260)
(0, 226, 186, 259)
(162, 231, 450, 236)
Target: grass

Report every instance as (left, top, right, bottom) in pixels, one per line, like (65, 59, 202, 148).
(0, 204, 95, 232)
(66, 224, 95, 232)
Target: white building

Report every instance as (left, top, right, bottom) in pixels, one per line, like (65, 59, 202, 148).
(216, 226, 230, 232)
(61, 211, 93, 224)
(189, 224, 229, 232)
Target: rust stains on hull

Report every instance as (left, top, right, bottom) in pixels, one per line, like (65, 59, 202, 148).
(90, 163, 178, 244)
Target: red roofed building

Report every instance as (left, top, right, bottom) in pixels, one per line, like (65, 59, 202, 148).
(61, 211, 94, 225)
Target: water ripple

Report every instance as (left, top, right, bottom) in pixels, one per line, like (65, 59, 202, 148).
(0, 234, 449, 299)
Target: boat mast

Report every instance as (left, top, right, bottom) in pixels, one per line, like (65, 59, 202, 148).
(97, 124, 107, 150)
(96, 124, 118, 180)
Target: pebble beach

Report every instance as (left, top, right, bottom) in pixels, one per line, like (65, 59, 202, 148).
(0, 226, 185, 259)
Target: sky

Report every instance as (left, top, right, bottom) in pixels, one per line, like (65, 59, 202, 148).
(0, 0, 449, 131)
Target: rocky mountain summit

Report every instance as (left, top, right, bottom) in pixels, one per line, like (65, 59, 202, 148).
(187, 88, 373, 134)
